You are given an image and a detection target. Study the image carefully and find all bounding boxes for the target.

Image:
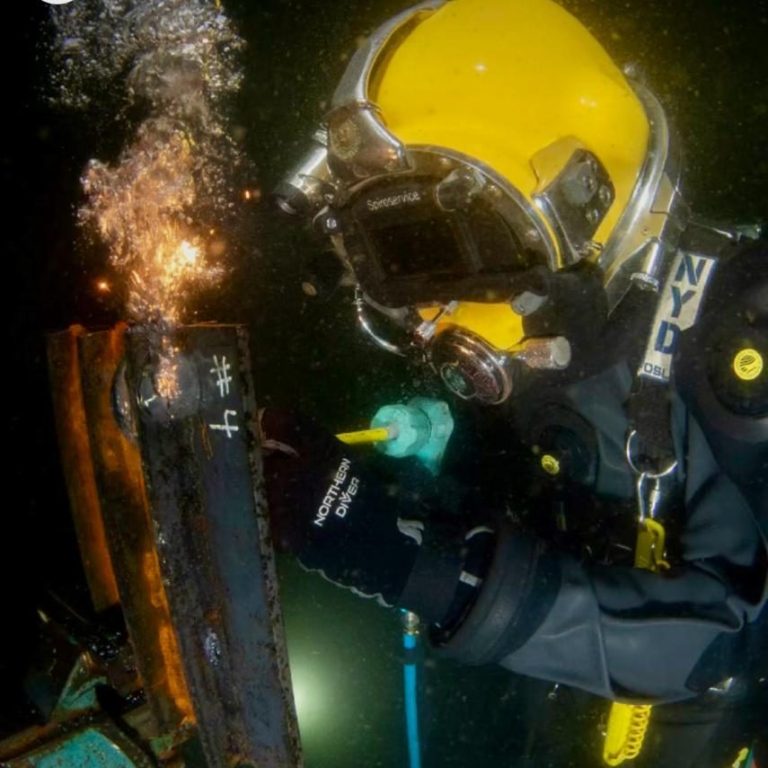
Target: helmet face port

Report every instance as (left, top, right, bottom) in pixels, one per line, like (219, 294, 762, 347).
(335, 149, 555, 308)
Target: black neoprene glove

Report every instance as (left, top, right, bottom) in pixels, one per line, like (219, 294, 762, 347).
(260, 408, 494, 625)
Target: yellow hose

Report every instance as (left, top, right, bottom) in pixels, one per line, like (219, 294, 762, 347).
(604, 704, 652, 765)
(335, 427, 392, 445)
(603, 518, 667, 765)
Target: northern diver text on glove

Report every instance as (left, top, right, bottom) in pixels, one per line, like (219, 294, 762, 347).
(314, 458, 360, 527)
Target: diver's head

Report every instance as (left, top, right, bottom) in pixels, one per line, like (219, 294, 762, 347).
(276, 0, 685, 405)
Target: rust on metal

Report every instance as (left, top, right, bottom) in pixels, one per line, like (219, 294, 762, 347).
(125, 324, 302, 768)
(45, 323, 301, 765)
(74, 325, 195, 734)
(46, 325, 120, 612)
(236, 325, 302, 754)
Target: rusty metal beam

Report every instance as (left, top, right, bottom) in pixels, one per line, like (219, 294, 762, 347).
(62, 325, 194, 737)
(46, 323, 300, 766)
(124, 324, 301, 768)
(46, 325, 120, 612)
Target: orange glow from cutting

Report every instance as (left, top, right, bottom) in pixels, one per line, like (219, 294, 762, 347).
(154, 342, 181, 401)
(81, 123, 225, 329)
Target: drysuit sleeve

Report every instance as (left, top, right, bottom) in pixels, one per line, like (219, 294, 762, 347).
(436, 415, 768, 702)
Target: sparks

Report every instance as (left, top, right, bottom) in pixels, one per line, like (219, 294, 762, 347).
(154, 342, 181, 402)
(81, 122, 225, 327)
(66, 0, 247, 331)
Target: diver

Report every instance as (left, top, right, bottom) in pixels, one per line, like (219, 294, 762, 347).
(262, 0, 768, 765)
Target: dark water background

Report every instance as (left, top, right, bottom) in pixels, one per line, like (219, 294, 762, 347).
(2, 0, 767, 765)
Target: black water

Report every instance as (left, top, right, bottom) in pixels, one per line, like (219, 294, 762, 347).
(3, 0, 767, 765)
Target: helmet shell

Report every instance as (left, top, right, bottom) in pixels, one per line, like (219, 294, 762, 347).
(369, 0, 650, 251)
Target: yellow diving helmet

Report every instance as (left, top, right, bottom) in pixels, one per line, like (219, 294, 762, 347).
(276, 0, 684, 404)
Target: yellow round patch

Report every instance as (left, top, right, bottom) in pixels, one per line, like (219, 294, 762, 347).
(541, 454, 561, 476)
(732, 348, 763, 381)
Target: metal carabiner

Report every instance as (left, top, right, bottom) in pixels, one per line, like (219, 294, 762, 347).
(626, 430, 678, 521)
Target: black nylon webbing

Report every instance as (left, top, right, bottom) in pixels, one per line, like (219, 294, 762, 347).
(617, 285, 677, 467)
(628, 377, 675, 465)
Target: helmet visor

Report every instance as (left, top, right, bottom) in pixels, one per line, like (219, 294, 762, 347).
(334, 152, 555, 307)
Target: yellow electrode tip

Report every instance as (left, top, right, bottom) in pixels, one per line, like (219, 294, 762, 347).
(733, 348, 763, 381)
(731, 747, 750, 768)
(336, 427, 392, 445)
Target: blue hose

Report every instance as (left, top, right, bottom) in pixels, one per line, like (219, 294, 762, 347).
(403, 631, 422, 768)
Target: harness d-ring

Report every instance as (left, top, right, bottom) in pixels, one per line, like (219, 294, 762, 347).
(625, 429, 678, 479)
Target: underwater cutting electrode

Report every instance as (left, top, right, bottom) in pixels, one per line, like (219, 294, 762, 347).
(336, 397, 454, 475)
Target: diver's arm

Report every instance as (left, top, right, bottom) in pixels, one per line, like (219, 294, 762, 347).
(259, 407, 766, 702)
(437, 416, 767, 702)
(259, 408, 490, 624)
